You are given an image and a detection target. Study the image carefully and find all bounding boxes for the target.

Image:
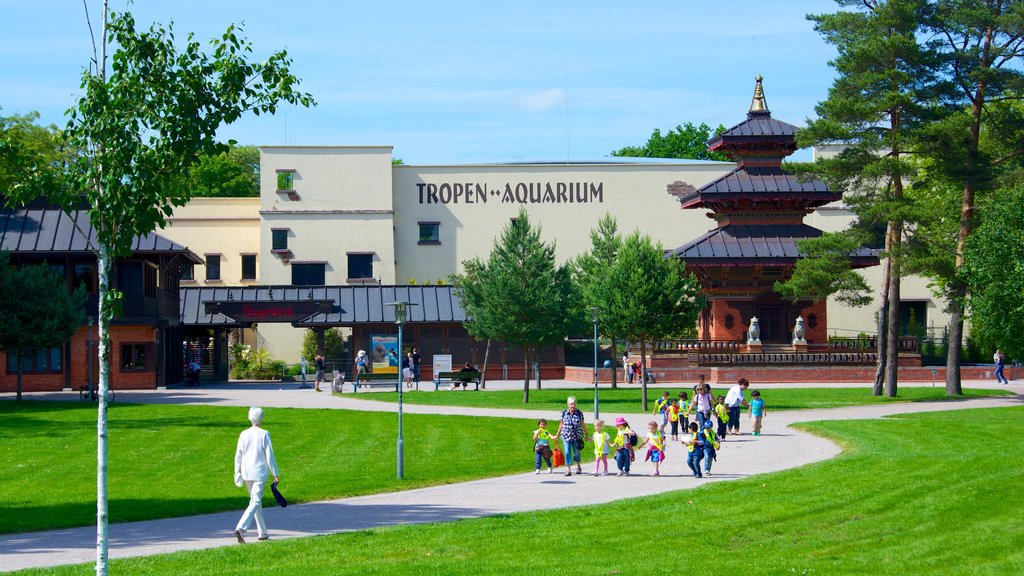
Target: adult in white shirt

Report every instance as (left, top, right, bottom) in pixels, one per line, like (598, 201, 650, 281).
(724, 378, 750, 435)
(233, 406, 280, 543)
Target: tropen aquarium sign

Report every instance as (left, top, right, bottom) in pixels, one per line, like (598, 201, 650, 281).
(205, 300, 332, 324)
(417, 181, 605, 205)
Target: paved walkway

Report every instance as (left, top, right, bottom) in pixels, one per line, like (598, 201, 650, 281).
(1, 383, 1021, 572)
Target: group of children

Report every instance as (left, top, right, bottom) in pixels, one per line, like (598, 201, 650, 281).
(532, 381, 767, 478)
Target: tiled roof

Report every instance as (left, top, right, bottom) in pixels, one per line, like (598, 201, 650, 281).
(712, 110, 799, 141)
(0, 207, 199, 259)
(669, 224, 878, 266)
(674, 166, 839, 208)
(180, 285, 468, 326)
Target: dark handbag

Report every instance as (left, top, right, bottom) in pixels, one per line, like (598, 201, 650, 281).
(574, 437, 584, 451)
(271, 481, 288, 508)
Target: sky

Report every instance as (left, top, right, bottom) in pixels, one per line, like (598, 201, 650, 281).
(0, 1, 840, 164)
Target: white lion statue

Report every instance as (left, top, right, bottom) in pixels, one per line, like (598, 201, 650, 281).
(792, 317, 807, 344)
(747, 317, 761, 344)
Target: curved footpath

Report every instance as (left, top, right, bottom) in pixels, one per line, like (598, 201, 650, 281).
(1, 382, 1021, 572)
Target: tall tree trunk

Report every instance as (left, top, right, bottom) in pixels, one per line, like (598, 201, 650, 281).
(522, 349, 529, 403)
(16, 349, 23, 401)
(945, 307, 964, 395)
(480, 339, 491, 389)
(534, 347, 542, 390)
(885, 220, 902, 397)
(96, 242, 112, 576)
(640, 336, 649, 412)
(873, 228, 892, 396)
(609, 336, 617, 389)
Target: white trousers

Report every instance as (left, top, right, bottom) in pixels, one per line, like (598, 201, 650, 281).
(235, 479, 267, 537)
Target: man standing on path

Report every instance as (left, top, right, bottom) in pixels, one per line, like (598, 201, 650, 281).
(994, 349, 1009, 384)
(233, 406, 280, 543)
(556, 396, 586, 476)
(724, 378, 750, 436)
(314, 354, 325, 392)
(411, 348, 421, 387)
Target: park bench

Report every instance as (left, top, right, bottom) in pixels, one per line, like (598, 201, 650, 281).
(434, 370, 481, 391)
(350, 372, 400, 393)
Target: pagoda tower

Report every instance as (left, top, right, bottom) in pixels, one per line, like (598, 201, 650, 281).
(668, 76, 876, 348)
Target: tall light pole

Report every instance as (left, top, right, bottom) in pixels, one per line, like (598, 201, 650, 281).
(385, 301, 415, 479)
(591, 306, 600, 420)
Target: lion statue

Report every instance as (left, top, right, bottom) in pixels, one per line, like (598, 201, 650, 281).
(792, 317, 807, 344)
(747, 316, 761, 344)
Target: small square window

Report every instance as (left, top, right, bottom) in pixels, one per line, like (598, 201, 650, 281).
(120, 343, 148, 371)
(347, 253, 373, 280)
(241, 254, 257, 280)
(292, 263, 325, 286)
(205, 255, 221, 281)
(181, 264, 194, 281)
(272, 229, 289, 251)
(418, 222, 440, 244)
(276, 170, 295, 191)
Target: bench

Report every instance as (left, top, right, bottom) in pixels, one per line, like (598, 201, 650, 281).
(350, 372, 400, 393)
(434, 370, 481, 391)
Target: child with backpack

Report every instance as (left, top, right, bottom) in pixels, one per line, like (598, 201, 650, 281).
(678, 391, 691, 433)
(749, 390, 766, 436)
(592, 419, 611, 476)
(683, 421, 704, 478)
(701, 419, 721, 476)
(612, 417, 637, 477)
(532, 418, 555, 474)
(714, 395, 730, 439)
(654, 391, 671, 434)
(638, 420, 666, 476)
(667, 398, 682, 441)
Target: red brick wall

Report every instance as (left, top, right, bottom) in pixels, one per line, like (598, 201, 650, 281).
(710, 300, 746, 341)
(0, 325, 158, 393)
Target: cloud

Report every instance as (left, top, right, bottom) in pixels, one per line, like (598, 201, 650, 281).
(517, 88, 565, 112)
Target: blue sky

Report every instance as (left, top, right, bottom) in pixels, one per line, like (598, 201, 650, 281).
(0, 1, 838, 164)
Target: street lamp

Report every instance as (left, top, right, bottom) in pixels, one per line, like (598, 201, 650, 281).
(591, 306, 600, 420)
(385, 301, 416, 479)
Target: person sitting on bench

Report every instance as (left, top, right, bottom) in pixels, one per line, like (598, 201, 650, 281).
(452, 362, 479, 390)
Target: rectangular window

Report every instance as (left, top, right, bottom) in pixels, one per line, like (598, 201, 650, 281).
(272, 229, 289, 251)
(291, 262, 325, 286)
(418, 222, 440, 244)
(205, 254, 221, 281)
(347, 253, 373, 280)
(121, 343, 149, 371)
(6, 348, 62, 373)
(241, 254, 257, 280)
(181, 264, 194, 281)
(74, 263, 96, 293)
(143, 263, 158, 298)
(276, 170, 295, 191)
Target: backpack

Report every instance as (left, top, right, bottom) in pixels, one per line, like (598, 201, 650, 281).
(626, 430, 639, 448)
(692, 431, 705, 449)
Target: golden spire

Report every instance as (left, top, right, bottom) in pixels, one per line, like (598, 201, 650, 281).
(749, 74, 768, 113)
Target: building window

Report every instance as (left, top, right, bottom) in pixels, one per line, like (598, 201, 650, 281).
(6, 348, 62, 374)
(181, 264, 194, 281)
(241, 254, 257, 280)
(276, 170, 295, 191)
(292, 262, 325, 286)
(205, 254, 221, 281)
(121, 343, 149, 371)
(418, 222, 440, 244)
(144, 263, 158, 298)
(74, 263, 96, 293)
(272, 229, 289, 251)
(347, 253, 373, 280)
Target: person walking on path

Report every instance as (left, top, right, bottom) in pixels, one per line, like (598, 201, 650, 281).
(313, 354, 325, 392)
(993, 349, 1009, 384)
(701, 419, 721, 476)
(592, 419, 611, 476)
(724, 378, 750, 435)
(683, 422, 704, 478)
(411, 348, 421, 386)
(532, 418, 555, 474)
(749, 390, 766, 436)
(623, 353, 631, 383)
(233, 407, 280, 543)
(612, 417, 636, 476)
(555, 396, 586, 476)
(694, 382, 714, 430)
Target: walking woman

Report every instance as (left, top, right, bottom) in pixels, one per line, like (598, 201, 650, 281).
(555, 396, 586, 476)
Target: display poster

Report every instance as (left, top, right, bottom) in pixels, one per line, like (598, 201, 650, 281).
(370, 335, 399, 374)
(433, 354, 453, 375)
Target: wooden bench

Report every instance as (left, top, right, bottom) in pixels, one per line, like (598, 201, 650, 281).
(351, 372, 399, 393)
(434, 370, 481, 391)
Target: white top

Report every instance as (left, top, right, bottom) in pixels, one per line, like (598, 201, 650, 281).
(725, 384, 746, 408)
(235, 426, 279, 481)
(695, 391, 713, 411)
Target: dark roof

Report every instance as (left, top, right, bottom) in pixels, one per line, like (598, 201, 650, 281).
(674, 166, 839, 208)
(0, 207, 201, 261)
(716, 111, 799, 139)
(669, 224, 878, 266)
(180, 285, 468, 327)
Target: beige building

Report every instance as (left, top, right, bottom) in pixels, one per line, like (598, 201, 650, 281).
(159, 146, 949, 363)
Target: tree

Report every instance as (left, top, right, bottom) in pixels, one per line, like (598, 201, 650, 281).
(611, 122, 730, 161)
(794, 0, 943, 396)
(922, 0, 1024, 396)
(0, 252, 86, 401)
(775, 231, 874, 308)
(0, 110, 63, 195)
(964, 183, 1024, 360)
(454, 208, 577, 403)
(3, 5, 313, 574)
(607, 232, 704, 411)
(188, 144, 260, 197)
(302, 327, 347, 362)
(573, 214, 623, 388)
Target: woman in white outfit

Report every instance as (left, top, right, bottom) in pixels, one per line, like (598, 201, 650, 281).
(233, 406, 280, 543)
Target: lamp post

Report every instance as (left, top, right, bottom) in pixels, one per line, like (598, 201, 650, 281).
(591, 306, 600, 420)
(385, 301, 416, 479)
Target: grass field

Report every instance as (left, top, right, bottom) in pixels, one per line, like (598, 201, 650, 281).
(346, 385, 1011, 413)
(17, 405, 1024, 575)
(0, 401, 547, 534)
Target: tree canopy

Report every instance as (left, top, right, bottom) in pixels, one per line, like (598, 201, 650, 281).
(187, 145, 260, 197)
(0, 109, 63, 196)
(611, 122, 729, 161)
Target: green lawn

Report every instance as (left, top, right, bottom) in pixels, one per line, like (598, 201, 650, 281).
(0, 402, 547, 534)
(18, 406, 1024, 575)
(346, 385, 1011, 413)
